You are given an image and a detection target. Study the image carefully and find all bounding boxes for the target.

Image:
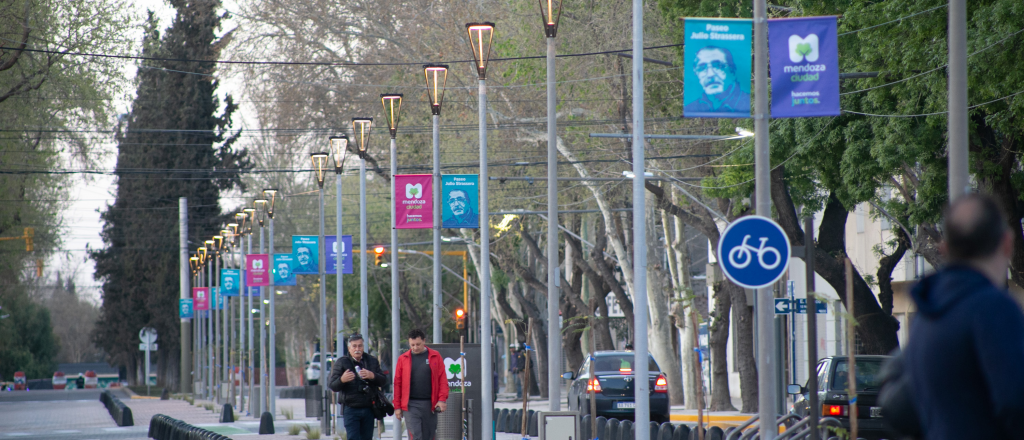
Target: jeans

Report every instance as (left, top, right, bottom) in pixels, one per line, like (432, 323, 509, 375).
(343, 406, 375, 440)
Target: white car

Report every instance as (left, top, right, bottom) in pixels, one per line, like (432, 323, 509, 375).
(304, 352, 336, 386)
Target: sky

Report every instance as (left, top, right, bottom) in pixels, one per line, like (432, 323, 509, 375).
(54, 0, 243, 304)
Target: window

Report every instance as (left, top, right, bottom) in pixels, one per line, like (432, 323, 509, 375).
(594, 355, 660, 372)
(577, 358, 590, 379)
(830, 360, 884, 392)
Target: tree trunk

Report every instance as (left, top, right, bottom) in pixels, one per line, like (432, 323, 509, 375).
(728, 283, 758, 412)
(646, 191, 685, 407)
(708, 279, 736, 411)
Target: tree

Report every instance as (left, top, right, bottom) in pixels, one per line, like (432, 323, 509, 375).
(92, 0, 248, 390)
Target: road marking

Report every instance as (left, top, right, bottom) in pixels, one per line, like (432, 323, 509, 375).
(53, 430, 81, 434)
(5, 434, 31, 437)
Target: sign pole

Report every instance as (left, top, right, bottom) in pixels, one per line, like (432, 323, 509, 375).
(804, 217, 818, 440)
(180, 198, 191, 394)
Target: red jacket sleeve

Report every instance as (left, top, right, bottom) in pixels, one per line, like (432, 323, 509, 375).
(434, 353, 450, 404)
(393, 353, 406, 410)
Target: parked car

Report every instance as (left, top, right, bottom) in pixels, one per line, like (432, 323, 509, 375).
(562, 351, 671, 423)
(789, 355, 892, 440)
(304, 352, 336, 386)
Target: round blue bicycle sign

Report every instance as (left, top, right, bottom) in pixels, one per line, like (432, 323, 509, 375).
(717, 215, 791, 289)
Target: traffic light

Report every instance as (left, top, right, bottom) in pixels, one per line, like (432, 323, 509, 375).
(24, 227, 33, 251)
(455, 308, 466, 330)
(374, 245, 386, 266)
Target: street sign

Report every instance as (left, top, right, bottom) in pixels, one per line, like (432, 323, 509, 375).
(794, 298, 828, 314)
(139, 343, 158, 351)
(774, 298, 791, 315)
(139, 327, 158, 344)
(717, 216, 791, 289)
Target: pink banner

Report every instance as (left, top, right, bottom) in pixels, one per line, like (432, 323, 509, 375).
(193, 287, 209, 311)
(246, 254, 270, 286)
(395, 174, 433, 229)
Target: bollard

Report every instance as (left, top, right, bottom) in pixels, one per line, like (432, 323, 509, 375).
(161, 388, 170, 400)
(688, 426, 705, 440)
(510, 409, 520, 433)
(657, 422, 673, 440)
(649, 421, 660, 440)
(673, 424, 690, 440)
(595, 416, 607, 440)
(707, 426, 724, 440)
(581, 414, 591, 440)
(259, 411, 275, 434)
(528, 410, 539, 437)
(618, 420, 632, 440)
(497, 408, 509, 432)
(606, 419, 620, 440)
(220, 404, 234, 423)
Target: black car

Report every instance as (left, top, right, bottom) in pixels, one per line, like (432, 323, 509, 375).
(789, 355, 892, 440)
(562, 351, 671, 423)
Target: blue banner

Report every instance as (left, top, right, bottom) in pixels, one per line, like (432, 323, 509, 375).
(442, 174, 479, 229)
(683, 18, 752, 118)
(220, 269, 240, 296)
(179, 299, 193, 319)
(325, 235, 353, 275)
(274, 254, 297, 286)
(292, 235, 319, 274)
(769, 16, 840, 117)
(211, 287, 222, 310)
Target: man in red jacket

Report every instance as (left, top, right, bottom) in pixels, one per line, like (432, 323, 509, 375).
(393, 329, 449, 440)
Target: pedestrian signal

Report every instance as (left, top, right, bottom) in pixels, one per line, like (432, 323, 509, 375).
(374, 245, 386, 266)
(455, 308, 466, 330)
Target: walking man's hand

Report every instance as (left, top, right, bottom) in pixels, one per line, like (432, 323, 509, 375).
(435, 402, 447, 413)
(395, 409, 403, 420)
(341, 370, 356, 383)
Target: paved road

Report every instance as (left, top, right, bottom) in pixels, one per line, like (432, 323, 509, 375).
(0, 389, 149, 440)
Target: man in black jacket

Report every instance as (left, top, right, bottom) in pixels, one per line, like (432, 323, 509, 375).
(328, 334, 388, 440)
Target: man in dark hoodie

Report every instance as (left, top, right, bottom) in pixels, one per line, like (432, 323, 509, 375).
(906, 194, 1024, 439)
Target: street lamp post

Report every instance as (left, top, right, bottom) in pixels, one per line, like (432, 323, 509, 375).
(227, 221, 240, 408)
(235, 212, 248, 412)
(203, 241, 214, 401)
(466, 21, 494, 440)
(214, 234, 224, 404)
(352, 118, 373, 340)
(424, 64, 448, 343)
(264, 189, 278, 417)
(381, 92, 403, 438)
(243, 207, 256, 415)
(630, 0, 652, 436)
(329, 135, 348, 354)
(311, 151, 332, 436)
(190, 255, 200, 394)
(537, 0, 563, 410)
(218, 231, 230, 400)
(255, 198, 268, 416)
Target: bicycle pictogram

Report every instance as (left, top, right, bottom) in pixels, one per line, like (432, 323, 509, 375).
(727, 235, 782, 270)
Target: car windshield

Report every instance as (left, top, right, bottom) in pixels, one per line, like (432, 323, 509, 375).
(594, 355, 659, 373)
(831, 359, 884, 392)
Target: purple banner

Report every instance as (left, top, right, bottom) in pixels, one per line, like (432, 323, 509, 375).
(768, 16, 840, 117)
(325, 235, 353, 275)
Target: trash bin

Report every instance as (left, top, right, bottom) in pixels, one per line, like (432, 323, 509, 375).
(437, 392, 464, 440)
(305, 385, 323, 419)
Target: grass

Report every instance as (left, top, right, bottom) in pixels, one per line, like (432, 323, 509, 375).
(288, 424, 302, 436)
(302, 424, 321, 439)
(127, 386, 163, 397)
(233, 413, 241, 422)
(203, 403, 215, 411)
(281, 406, 294, 420)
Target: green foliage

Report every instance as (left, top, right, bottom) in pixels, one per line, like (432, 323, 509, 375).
(0, 287, 58, 379)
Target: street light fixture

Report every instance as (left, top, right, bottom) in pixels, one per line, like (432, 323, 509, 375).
(423, 65, 448, 116)
(243, 208, 256, 234)
(254, 199, 268, 227)
(353, 117, 373, 339)
(312, 153, 330, 187)
(538, 0, 563, 37)
(466, 23, 495, 80)
(312, 147, 331, 435)
(329, 137, 348, 174)
(380, 94, 403, 139)
(352, 118, 373, 154)
(263, 189, 278, 219)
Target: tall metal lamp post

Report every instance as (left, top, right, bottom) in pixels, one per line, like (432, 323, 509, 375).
(538, 0, 564, 411)
(242, 207, 256, 415)
(204, 239, 216, 401)
(329, 135, 348, 361)
(311, 151, 332, 435)
(424, 64, 448, 343)
(234, 211, 248, 412)
(466, 21, 494, 440)
(381, 92, 403, 438)
(352, 118, 373, 339)
(254, 198, 268, 415)
(263, 188, 278, 417)
(214, 233, 225, 403)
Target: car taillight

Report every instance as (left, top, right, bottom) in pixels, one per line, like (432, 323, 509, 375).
(587, 378, 603, 393)
(654, 374, 668, 393)
(823, 404, 848, 417)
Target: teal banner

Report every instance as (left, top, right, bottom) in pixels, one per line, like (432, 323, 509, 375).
(441, 174, 479, 229)
(683, 18, 752, 118)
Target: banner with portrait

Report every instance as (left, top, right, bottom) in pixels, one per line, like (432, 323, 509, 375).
(274, 254, 297, 286)
(246, 254, 270, 287)
(179, 299, 193, 319)
(325, 235, 353, 275)
(441, 174, 479, 229)
(192, 287, 209, 311)
(395, 174, 433, 229)
(768, 16, 840, 117)
(220, 269, 240, 296)
(291, 235, 320, 274)
(683, 18, 752, 118)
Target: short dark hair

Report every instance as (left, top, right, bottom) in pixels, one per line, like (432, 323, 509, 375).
(943, 193, 1008, 262)
(408, 329, 426, 340)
